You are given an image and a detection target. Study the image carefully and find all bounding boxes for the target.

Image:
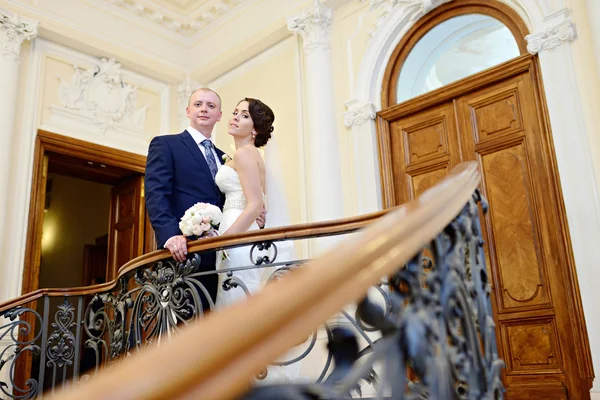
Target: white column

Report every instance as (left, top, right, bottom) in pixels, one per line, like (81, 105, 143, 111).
(527, 17, 600, 397)
(0, 10, 38, 301)
(344, 100, 381, 214)
(0, 8, 37, 397)
(288, 1, 344, 232)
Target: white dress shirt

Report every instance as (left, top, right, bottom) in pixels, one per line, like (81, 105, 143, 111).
(186, 126, 222, 169)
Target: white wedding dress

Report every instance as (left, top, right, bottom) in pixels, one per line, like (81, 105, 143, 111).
(214, 164, 303, 384)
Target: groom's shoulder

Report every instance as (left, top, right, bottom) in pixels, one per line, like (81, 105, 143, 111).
(150, 131, 186, 145)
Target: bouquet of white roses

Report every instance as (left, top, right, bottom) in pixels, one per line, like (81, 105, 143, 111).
(179, 202, 222, 237)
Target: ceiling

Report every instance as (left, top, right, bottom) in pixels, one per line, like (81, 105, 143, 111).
(102, 0, 247, 37)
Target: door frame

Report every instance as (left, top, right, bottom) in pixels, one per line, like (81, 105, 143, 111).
(376, 53, 594, 396)
(21, 130, 147, 296)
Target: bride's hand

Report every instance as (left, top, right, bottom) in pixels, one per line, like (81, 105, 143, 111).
(256, 205, 267, 229)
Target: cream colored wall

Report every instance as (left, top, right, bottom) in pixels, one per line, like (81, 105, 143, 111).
(209, 36, 306, 230)
(567, 0, 600, 197)
(39, 174, 111, 288)
(331, 1, 379, 217)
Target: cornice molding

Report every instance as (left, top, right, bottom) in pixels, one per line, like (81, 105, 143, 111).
(99, 0, 246, 38)
(363, 0, 452, 38)
(526, 19, 577, 54)
(0, 8, 38, 62)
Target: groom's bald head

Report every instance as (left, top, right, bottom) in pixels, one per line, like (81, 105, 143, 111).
(188, 88, 222, 110)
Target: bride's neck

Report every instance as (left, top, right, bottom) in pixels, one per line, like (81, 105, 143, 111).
(234, 137, 254, 149)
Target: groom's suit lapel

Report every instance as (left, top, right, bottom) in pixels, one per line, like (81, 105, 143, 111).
(214, 146, 225, 163)
(180, 131, 218, 191)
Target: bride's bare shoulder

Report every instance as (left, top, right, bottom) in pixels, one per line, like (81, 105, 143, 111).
(234, 145, 261, 162)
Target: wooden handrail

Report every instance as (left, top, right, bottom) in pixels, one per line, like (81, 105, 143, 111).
(48, 162, 481, 400)
(0, 208, 388, 313)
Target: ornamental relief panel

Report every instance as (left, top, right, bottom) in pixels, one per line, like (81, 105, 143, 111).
(51, 58, 149, 135)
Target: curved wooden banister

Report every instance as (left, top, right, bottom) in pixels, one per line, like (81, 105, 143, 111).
(0, 207, 389, 313)
(48, 162, 481, 400)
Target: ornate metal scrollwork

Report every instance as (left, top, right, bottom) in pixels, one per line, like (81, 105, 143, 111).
(46, 298, 77, 383)
(0, 307, 43, 399)
(129, 254, 215, 347)
(250, 241, 278, 265)
(243, 192, 504, 399)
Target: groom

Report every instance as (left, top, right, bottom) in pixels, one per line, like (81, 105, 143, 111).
(145, 88, 264, 310)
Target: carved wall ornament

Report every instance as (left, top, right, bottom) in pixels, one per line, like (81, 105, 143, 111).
(525, 20, 577, 55)
(344, 101, 377, 127)
(56, 58, 148, 133)
(0, 9, 38, 62)
(363, 0, 452, 38)
(287, 0, 333, 52)
(177, 77, 201, 122)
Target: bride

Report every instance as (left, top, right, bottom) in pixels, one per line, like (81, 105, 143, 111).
(214, 97, 303, 383)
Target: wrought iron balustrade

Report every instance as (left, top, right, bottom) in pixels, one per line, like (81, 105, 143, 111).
(1, 211, 388, 399)
(2, 162, 504, 400)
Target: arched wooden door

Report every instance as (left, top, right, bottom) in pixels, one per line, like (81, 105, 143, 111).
(376, 1, 593, 398)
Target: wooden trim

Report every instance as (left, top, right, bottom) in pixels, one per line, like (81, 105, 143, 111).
(381, 0, 530, 108)
(21, 131, 147, 297)
(529, 61, 594, 379)
(47, 162, 481, 400)
(36, 130, 147, 172)
(376, 115, 396, 208)
(380, 54, 534, 120)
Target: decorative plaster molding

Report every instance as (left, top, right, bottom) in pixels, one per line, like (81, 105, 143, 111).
(526, 19, 577, 54)
(0, 9, 38, 62)
(363, 0, 452, 38)
(177, 77, 201, 128)
(287, 1, 333, 52)
(100, 0, 245, 37)
(344, 101, 377, 127)
(55, 58, 148, 133)
(177, 77, 201, 110)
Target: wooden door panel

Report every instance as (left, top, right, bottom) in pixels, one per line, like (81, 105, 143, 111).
(107, 176, 144, 279)
(479, 142, 550, 310)
(500, 316, 564, 375)
(389, 102, 461, 202)
(468, 82, 524, 144)
(454, 70, 584, 395)
(404, 115, 451, 165)
(411, 166, 449, 197)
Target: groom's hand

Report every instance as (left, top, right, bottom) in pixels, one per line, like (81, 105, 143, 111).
(165, 235, 188, 262)
(256, 205, 267, 229)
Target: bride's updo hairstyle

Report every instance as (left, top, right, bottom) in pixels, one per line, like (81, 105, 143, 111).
(242, 97, 274, 148)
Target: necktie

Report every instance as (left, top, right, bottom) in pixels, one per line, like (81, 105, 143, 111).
(200, 139, 218, 180)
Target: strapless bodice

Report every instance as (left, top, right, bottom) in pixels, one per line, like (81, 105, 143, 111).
(215, 165, 247, 211)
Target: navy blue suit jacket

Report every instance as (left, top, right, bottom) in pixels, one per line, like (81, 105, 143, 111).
(145, 130, 226, 248)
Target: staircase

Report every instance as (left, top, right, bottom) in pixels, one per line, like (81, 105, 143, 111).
(0, 162, 504, 399)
